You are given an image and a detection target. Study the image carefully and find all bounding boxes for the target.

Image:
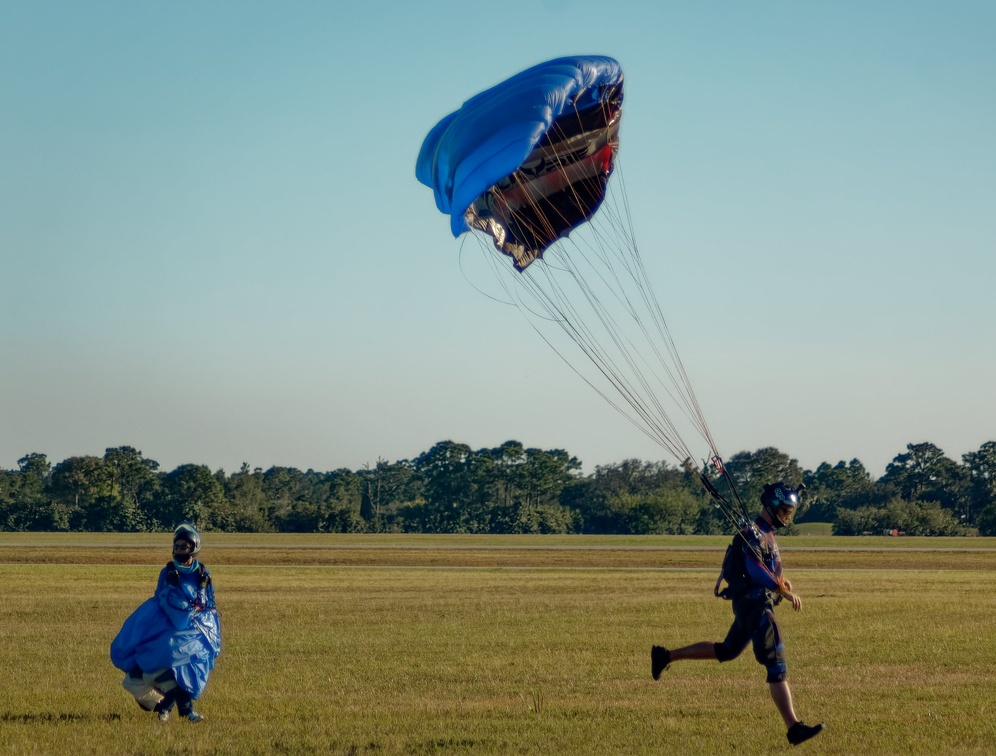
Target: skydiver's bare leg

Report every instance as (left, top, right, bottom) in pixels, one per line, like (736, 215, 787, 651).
(769, 680, 799, 728)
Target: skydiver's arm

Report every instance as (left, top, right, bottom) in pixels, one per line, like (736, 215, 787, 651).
(204, 579, 216, 609)
(744, 549, 782, 592)
(744, 549, 801, 609)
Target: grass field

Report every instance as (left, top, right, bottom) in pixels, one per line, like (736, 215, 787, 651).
(0, 534, 994, 754)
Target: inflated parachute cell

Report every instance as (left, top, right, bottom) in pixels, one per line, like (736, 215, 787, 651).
(416, 56, 624, 270)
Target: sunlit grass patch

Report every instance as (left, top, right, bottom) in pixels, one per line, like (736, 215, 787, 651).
(0, 538, 995, 753)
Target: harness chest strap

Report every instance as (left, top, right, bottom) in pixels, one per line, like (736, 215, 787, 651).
(164, 562, 211, 591)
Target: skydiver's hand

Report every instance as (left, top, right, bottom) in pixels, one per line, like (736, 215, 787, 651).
(782, 578, 793, 592)
(782, 590, 802, 612)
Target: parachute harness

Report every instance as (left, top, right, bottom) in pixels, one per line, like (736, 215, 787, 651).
(164, 561, 212, 607)
(683, 456, 786, 593)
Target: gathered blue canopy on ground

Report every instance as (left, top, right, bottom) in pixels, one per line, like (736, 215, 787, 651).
(111, 566, 221, 700)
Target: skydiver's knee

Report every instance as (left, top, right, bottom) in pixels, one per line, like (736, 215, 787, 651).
(765, 662, 788, 683)
(755, 639, 788, 682)
(714, 641, 743, 663)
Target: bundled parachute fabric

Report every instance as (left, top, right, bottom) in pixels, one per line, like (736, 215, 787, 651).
(110, 562, 221, 700)
(416, 55, 623, 270)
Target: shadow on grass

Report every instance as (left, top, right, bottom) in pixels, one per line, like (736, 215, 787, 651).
(0, 712, 122, 724)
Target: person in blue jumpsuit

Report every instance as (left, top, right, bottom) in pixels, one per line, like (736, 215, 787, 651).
(111, 524, 221, 723)
(650, 483, 823, 747)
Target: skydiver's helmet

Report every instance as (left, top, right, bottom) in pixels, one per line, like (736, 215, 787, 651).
(760, 482, 800, 528)
(172, 524, 201, 564)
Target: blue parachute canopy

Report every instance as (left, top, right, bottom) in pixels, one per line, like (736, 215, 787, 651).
(111, 564, 221, 700)
(416, 55, 624, 270)
(111, 597, 221, 699)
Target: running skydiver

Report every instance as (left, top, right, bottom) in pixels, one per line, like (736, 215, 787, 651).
(651, 482, 824, 747)
(111, 524, 221, 723)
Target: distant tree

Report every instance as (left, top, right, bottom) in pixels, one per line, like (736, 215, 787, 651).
(962, 441, 996, 525)
(359, 459, 420, 530)
(615, 487, 703, 535)
(976, 503, 996, 537)
(879, 443, 969, 520)
(832, 506, 881, 536)
(12, 436, 994, 535)
(157, 464, 226, 530)
(481, 444, 581, 534)
(17, 453, 59, 529)
(565, 459, 685, 533)
(899, 500, 965, 535)
(0, 468, 16, 529)
(485, 441, 526, 510)
(518, 447, 582, 508)
(18, 453, 50, 497)
(100, 446, 160, 531)
(314, 469, 364, 532)
(833, 498, 966, 536)
(263, 467, 364, 533)
(720, 447, 804, 513)
(411, 441, 476, 532)
(801, 459, 875, 522)
(220, 464, 273, 532)
(261, 466, 311, 526)
(404, 440, 581, 533)
(0, 455, 53, 530)
(49, 456, 114, 530)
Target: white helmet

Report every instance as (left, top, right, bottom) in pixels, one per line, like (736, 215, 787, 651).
(172, 524, 201, 560)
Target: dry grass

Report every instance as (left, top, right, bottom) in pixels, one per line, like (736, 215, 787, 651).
(0, 535, 994, 754)
(2, 532, 995, 570)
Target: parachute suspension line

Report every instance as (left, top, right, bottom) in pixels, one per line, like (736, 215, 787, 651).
(538, 138, 717, 454)
(595, 168, 720, 457)
(583, 167, 754, 522)
(471, 204, 698, 462)
(685, 456, 751, 527)
(543, 241, 698, 462)
(589, 190, 711, 442)
(535, 258, 696, 463)
(549, 162, 713, 456)
(473, 230, 689, 462)
(503, 170, 698, 460)
(497, 252, 692, 463)
(474, 160, 756, 529)
(719, 463, 752, 523)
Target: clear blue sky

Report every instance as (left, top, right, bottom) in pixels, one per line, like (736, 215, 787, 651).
(3, 1, 994, 478)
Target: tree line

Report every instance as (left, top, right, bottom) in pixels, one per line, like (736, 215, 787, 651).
(2, 440, 995, 536)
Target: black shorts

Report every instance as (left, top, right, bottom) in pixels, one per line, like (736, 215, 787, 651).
(714, 595, 787, 683)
